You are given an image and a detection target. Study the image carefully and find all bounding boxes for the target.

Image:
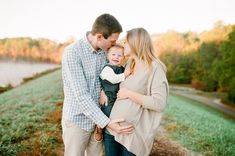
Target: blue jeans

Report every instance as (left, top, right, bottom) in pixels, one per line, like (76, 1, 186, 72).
(103, 133, 135, 156)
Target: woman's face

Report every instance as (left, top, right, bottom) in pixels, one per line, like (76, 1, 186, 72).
(123, 41, 132, 56)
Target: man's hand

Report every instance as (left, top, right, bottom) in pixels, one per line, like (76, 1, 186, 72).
(100, 90, 108, 106)
(107, 118, 134, 134)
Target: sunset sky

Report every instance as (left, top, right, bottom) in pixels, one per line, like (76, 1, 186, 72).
(0, 0, 234, 42)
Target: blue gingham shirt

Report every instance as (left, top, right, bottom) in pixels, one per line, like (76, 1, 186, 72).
(61, 34, 110, 132)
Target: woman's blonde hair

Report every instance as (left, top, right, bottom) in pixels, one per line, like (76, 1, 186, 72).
(126, 28, 166, 72)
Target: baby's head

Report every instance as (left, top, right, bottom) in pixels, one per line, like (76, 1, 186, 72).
(107, 44, 124, 66)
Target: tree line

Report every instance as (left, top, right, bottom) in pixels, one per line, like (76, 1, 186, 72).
(156, 21, 235, 104)
(0, 21, 234, 103)
(0, 37, 74, 63)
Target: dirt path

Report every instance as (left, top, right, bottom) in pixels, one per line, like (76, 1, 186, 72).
(150, 126, 201, 156)
(170, 85, 235, 118)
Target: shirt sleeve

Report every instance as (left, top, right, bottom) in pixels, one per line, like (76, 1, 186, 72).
(100, 66, 125, 84)
(62, 46, 110, 128)
(142, 67, 169, 112)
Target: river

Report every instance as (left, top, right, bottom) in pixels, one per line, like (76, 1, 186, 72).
(0, 60, 60, 87)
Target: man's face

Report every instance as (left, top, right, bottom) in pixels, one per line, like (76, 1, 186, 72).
(99, 33, 120, 51)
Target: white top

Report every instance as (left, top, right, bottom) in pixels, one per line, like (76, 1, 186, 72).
(100, 66, 125, 84)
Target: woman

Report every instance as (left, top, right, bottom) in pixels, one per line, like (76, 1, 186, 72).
(105, 28, 169, 156)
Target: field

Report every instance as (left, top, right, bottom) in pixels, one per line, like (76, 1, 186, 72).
(0, 69, 234, 156)
(0, 69, 63, 155)
(164, 96, 235, 156)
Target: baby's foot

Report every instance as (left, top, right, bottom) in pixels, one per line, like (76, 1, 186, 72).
(94, 126, 103, 142)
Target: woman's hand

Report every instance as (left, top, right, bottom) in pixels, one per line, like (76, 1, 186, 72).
(118, 87, 144, 106)
(124, 68, 131, 78)
(117, 87, 130, 100)
(100, 90, 108, 106)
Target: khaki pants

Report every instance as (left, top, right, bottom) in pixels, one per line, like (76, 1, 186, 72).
(62, 119, 103, 156)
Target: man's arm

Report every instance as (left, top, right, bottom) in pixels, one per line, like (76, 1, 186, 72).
(62, 46, 110, 128)
(63, 46, 134, 133)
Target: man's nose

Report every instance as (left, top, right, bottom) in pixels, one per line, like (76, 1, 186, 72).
(111, 42, 116, 46)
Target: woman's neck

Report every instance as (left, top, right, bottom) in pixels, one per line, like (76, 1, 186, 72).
(130, 57, 142, 75)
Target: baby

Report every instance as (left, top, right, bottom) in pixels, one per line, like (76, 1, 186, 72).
(94, 44, 131, 142)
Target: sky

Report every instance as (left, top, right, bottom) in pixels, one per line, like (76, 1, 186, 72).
(0, 0, 234, 43)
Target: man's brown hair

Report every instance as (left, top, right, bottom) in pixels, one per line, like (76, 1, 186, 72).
(91, 14, 122, 39)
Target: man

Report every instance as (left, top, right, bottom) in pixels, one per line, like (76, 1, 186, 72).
(61, 13, 133, 156)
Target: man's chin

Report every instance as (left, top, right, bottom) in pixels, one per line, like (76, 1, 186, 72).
(102, 48, 108, 52)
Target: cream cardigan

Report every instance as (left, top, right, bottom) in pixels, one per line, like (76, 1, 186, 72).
(109, 60, 169, 156)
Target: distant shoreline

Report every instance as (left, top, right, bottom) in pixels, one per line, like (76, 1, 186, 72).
(0, 67, 61, 94)
(0, 60, 61, 93)
(0, 58, 61, 64)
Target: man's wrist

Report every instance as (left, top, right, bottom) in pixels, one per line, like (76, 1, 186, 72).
(99, 117, 110, 129)
(105, 119, 111, 128)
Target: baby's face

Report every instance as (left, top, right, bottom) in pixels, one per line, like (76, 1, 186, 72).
(107, 47, 124, 66)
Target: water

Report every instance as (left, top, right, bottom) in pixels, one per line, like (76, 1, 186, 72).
(0, 60, 60, 87)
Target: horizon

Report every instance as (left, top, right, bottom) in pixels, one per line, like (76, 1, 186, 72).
(0, 20, 231, 44)
(0, 0, 234, 43)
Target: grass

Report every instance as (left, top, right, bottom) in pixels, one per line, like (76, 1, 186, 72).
(164, 95, 235, 156)
(1, 69, 235, 156)
(0, 69, 63, 156)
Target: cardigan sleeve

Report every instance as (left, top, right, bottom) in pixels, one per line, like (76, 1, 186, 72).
(142, 66, 169, 112)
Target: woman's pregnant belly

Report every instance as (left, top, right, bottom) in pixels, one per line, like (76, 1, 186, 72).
(109, 99, 142, 125)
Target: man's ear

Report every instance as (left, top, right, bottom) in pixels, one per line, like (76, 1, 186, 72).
(96, 33, 103, 41)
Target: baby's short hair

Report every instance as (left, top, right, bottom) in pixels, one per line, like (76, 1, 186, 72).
(108, 44, 124, 52)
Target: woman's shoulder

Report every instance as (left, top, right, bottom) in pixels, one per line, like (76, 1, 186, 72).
(149, 59, 168, 83)
(152, 59, 167, 73)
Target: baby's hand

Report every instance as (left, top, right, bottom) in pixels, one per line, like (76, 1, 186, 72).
(100, 90, 108, 106)
(124, 68, 131, 78)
